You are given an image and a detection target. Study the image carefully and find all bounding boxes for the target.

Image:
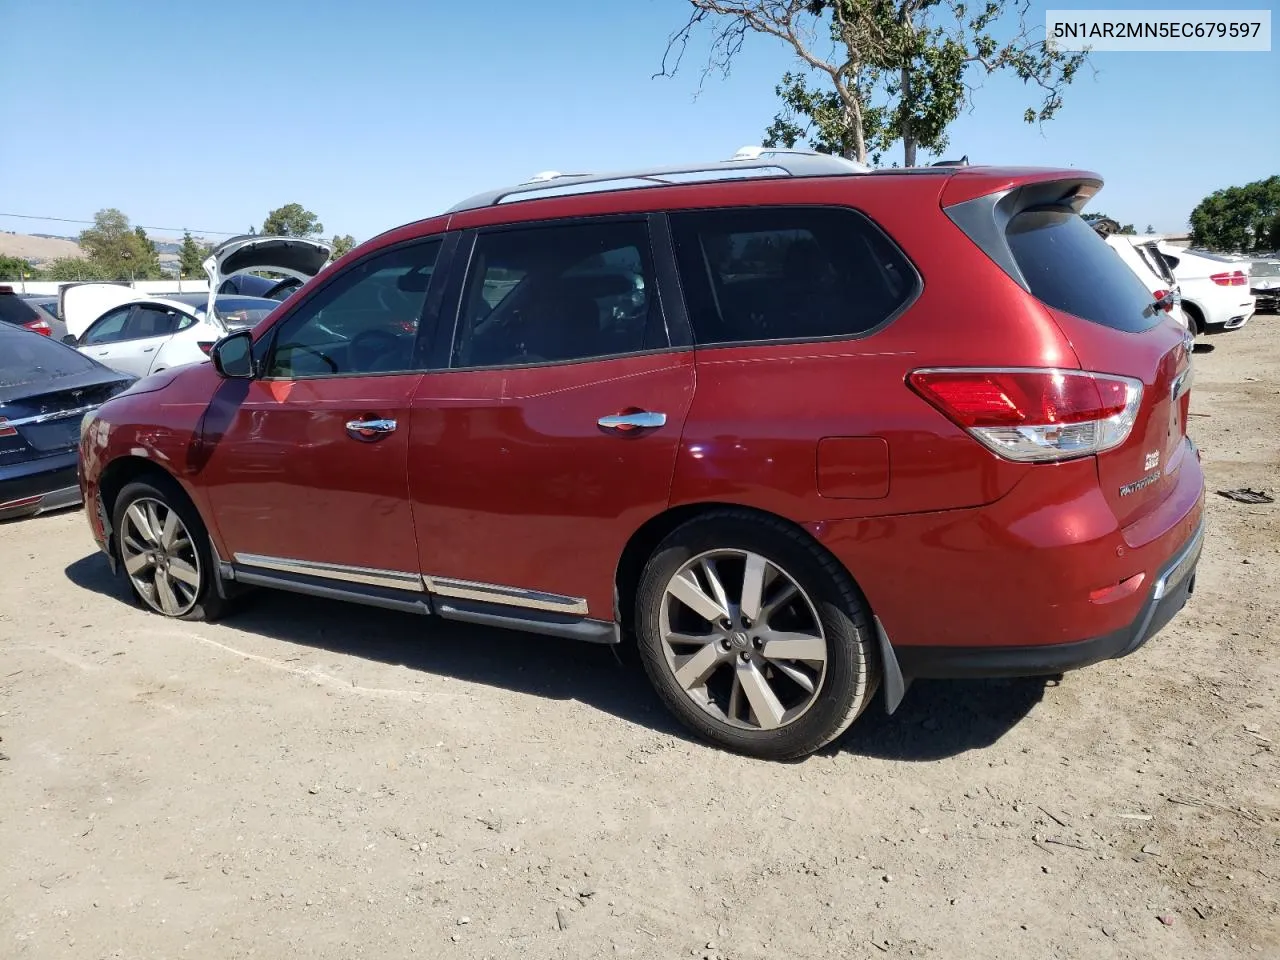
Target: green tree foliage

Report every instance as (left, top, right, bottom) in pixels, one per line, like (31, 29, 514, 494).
(0, 255, 38, 280)
(1188, 176, 1280, 252)
(43, 257, 116, 281)
(330, 234, 356, 259)
(262, 203, 324, 237)
(1145, 225, 1155, 235)
(662, 0, 1088, 166)
(178, 231, 211, 278)
(77, 208, 162, 279)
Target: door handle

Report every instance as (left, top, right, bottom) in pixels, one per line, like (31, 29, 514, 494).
(597, 411, 667, 433)
(345, 418, 398, 440)
(142, 347, 155, 353)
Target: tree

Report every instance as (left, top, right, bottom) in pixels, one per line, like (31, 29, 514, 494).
(1145, 224, 1155, 235)
(1188, 176, 1280, 253)
(0, 255, 38, 280)
(660, 1, 1088, 166)
(43, 257, 115, 281)
(262, 203, 323, 237)
(77, 208, 162, 279)
(330, 234, 356, 258)
(178, 231, 210, 278)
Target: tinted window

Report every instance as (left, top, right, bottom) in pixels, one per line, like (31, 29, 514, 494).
(452, 219, 665, 368)
(266, 240, 440, 378)
(1006, 210, 1160, 333)
(200, 297, 278, 328)
(0, 293, 42, 327)
(0, 329, 101, 387)
(670, 206, 916, 345)
(123, 306, 181, 339)
(82, 307, 133, 345)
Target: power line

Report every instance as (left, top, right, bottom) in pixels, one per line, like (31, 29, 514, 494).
(0, 211, 243, 237)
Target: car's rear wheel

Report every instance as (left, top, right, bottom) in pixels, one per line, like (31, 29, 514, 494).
(635, 511, 878, 760)
(113, 478, 228, 622)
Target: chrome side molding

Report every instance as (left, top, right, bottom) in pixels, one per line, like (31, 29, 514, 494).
(423, 574, 589, 616)
(231, 553, 591, 617)
(234, 553, 425, 592)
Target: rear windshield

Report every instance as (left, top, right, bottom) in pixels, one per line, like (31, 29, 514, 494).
(0, 330, 102, 387)
(1006, 210, 1160, 333)
(0, 293, 42, 327)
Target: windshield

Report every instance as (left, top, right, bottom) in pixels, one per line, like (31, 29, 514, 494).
(0, 330, 102, 387)
(197, 297, 279, 327)
(1252, 261, 1280, 278)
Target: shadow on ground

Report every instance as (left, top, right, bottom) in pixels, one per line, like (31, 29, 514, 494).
(66, 552, 1045, 762)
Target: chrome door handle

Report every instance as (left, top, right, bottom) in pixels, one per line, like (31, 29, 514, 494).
(597, 411, 667, 432)
(345, 418, 398, 438)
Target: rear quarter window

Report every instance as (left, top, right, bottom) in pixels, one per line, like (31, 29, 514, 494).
(670, 206, 918, 346)
(1005, 210, 1160, 333)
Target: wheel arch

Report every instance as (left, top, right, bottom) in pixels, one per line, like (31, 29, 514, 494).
(613, 501, 872, 636)
(97, 457, 202, 559)
(1180, 298, 1205, 333)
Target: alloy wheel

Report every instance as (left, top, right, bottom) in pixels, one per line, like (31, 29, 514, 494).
(119, 497, 202, 616)
(658, 549, 828, 731)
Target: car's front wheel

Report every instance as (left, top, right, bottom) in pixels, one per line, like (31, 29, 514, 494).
(113, 477, 228, 622)
(635, 511, 879, 760)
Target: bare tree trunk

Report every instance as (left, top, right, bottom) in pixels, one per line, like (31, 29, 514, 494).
(900, 66, 917, 166)
(842, 96, 867, 163)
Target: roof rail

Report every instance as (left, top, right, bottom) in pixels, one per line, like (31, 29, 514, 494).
(447, 146, 869, 213)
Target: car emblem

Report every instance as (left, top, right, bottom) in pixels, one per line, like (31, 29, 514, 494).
(1144, 450, 1160, 471)
(1120, 470, 1162, 497)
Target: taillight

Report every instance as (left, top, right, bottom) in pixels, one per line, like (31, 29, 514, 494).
(908, 368, 1144, 462)
(0, 417, 16, 438)
(197, 341, 216, 355)
(23, 318, 52, 336)
(1153, 290, 1173, 312)
(1210, 271, 1247, 286)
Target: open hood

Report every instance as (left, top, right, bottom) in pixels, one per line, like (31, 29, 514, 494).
(203, 235, 331, 325)
(62, 282, 142, 339)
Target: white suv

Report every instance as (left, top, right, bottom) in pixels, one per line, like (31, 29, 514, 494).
(1156, 244, 1256, 334)
(1103, 235, 1190, 332)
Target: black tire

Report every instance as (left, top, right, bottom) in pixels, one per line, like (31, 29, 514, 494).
(635, 510, 879, 760)
(1181, 301, 1206, 336)
(112, 476, 230, 622)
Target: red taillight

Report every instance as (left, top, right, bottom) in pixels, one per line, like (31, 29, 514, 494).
(908, 368, 1143, 462)
(0, 417, 17, 437)
(23, 318, 52, 336)
(1210, 271, 1247, 286)
(1153, 290, 1173, 312)
(197, 341, 216, 355)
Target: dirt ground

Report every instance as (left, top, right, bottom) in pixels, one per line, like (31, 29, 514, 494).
(2, 317, 1277, 960)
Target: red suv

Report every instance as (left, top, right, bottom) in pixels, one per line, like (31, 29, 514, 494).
(78, 148, 1204, 759)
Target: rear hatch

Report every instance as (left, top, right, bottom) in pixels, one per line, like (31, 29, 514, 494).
(945, 175, 1193, 529)
(203, 235, 331, 322)
(0, 330, 134, 462)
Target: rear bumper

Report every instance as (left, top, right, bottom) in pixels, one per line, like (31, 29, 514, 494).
(895, 519, 1203, 679)
(0, 451, 81, 520)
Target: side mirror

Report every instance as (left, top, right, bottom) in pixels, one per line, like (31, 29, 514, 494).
(210, 330, 255, 379)
(62, 334, 79, 345)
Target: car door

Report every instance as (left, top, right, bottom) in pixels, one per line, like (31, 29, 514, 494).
(408, 215, 695, 623)
(76, 306, 137, 372)
(79, 303, 179, 377)
(199, 234, 450, 587)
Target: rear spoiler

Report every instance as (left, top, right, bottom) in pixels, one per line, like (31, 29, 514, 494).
(942, 172, 1104, 294)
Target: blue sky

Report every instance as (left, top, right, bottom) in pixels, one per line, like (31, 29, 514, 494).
(1, 0, 1276, 243)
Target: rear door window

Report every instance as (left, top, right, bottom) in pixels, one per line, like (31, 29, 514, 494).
(0, 293, 42, 327)
(1005, 210, 1160, 333)
(451, 218, 665, 368)
(669, 206, 917, 346)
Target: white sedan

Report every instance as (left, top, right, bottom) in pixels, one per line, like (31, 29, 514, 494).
(70, 294, 279, 378)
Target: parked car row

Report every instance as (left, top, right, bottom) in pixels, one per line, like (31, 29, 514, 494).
(71, 147, 1207, 759)
(1096, 231, 1266, 337)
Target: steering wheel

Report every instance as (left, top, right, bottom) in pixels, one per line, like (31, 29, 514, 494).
(350, 329, 405, 371)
